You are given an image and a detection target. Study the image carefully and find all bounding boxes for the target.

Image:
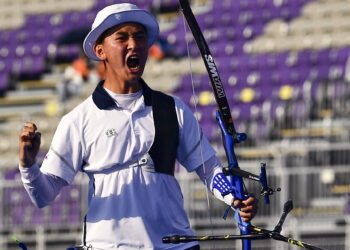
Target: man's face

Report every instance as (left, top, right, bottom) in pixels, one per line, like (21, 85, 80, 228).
(96, 23, 149, 83)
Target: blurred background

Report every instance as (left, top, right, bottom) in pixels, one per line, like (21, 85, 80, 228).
(0, 0, 349, 249)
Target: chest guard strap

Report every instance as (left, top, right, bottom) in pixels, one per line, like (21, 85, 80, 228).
(148, 88, 179, 176)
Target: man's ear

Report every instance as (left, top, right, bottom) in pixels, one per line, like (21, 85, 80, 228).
(93, 44, 106, 60)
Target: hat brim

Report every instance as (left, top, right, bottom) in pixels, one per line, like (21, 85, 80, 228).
(83, 10, 159, 61)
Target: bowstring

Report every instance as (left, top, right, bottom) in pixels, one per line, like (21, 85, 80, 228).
(180, 7, 214, 238)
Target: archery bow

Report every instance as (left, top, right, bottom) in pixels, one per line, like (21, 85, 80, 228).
(177, 0, 273, 249)
(162, 1, 327, 250)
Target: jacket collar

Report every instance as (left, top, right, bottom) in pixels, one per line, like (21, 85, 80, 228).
(92, 79, 152, 110)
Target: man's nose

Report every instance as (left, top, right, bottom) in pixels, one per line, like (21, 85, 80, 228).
(127, 37, 138, 50)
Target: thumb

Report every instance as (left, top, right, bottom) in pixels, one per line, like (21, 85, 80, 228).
(32, 132, 41, 152)
(233, 199, 242, 208)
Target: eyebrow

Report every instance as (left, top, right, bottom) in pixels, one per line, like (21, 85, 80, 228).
(115, 30, 147, 36)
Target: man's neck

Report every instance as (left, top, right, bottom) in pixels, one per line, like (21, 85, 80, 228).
(103, 79, 142, 94)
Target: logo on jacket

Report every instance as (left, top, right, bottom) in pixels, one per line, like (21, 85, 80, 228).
(106, 128, 117, 138)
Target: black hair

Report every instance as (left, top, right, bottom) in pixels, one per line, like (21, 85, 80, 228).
(95, 22, 147, 45)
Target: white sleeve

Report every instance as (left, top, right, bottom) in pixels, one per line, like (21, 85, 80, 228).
(19, 163, 68, 208)
(40, 115, 84, 184)
(174, 97, 216, 172)
(195, 156, 234, 206)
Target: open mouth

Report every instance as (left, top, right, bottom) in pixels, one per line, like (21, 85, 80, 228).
(127, 55, 141, 71)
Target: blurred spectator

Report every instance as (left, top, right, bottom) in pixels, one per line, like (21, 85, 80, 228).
(72, 52, 90, 81)
(149, 42, 165, 60)
(57, 51, 99, 103)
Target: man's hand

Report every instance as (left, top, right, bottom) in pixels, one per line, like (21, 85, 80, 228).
(233, 196, 258, 222)
(19, 122, 41, 168)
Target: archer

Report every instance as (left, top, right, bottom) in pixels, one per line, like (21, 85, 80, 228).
(18, 3, 258, 249)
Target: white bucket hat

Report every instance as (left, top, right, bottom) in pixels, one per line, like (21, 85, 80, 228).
(83, 3, 159, 61)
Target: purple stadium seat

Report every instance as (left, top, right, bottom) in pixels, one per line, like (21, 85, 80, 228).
(0, 30, 12, 46)
(4, 186, 36, 226)
(268, 100, 287, 120)
(308, 79, 323, 101)
(222, 27, 238, 41)
(173, 89, 194, 107)
(234, 70, 252, 86)
(299, 50, 321, 66)
(69, 203, 81, 223)
(258, 53, 289, 70)
(4, 169, 21, 180)
(164, 29, 187, 56)
(65, 11, 83, 27)
(258, 84, 276, 101)
(196, 13, 215, 29)
(316, 49, 332, 65)
(31, 28, 47, 42)
(327, 81, 348, 99)
(314, 64, 332, 80)
(12, 206, 26, 225)
(249, 120, 269, 140)
(50, 203, 64, 224)
(279, 6, 301, 21)
(3, 169, 82, 226)
(259, 69, 280, 86)
(32, 208, 44, 225)
(279, 67, 309, 85)
(62, 11, 95, 28)
(57, 189, 70, 203)
(200, 122, 216, 140)
(175, 74, 191, 92)
(10, 56, 43, 75)
(232, 103, 250, 121)
(55, 44, 80, 59)
(197, 105, 216, 123)
(328, 47, 350, 65)
(26, 14, 52, 29)
(174, 75, 188, 92)
(198, 74, 211, 88)
(0, 44, 13, 59)
(238, 10, 255, 25)
(15, 30, 31, 44)
(5, 187, 32, 205)
(212, 0, 239, 12)
(291, 100, 309, 120)
(263, 54, 281, 70)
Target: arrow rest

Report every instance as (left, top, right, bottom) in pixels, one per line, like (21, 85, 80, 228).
(221, 162, 280, 205)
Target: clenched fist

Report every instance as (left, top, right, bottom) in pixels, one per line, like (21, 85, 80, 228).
(233, 196, 258, 222)
(19, 122, 41, 168)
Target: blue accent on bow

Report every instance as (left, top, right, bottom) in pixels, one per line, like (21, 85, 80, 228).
(216, 110, 251, 249)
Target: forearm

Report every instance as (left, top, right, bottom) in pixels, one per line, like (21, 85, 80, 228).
(195, 156, 234, 206)
(19, 163, 67, 208)
(195, 157, 259, 222)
